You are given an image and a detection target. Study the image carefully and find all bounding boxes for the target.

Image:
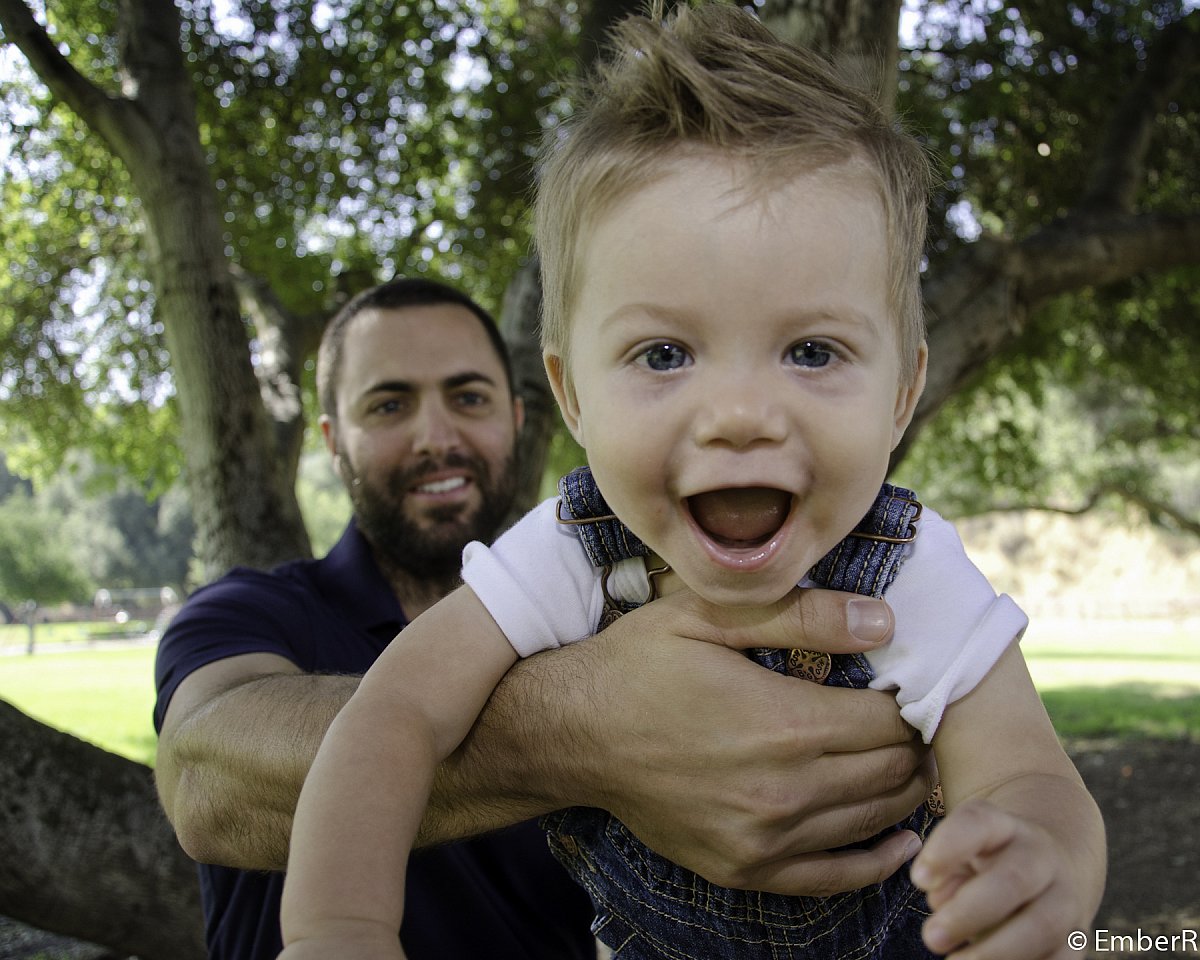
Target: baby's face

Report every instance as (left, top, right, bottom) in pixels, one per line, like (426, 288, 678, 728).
(546, 154, 926, 606)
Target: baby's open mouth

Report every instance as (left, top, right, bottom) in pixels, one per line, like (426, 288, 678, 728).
(687, 488, 792, 548)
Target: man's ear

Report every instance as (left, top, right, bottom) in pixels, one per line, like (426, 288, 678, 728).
(512, 395, 526, 434)
(543, 351, 584, 446)
(319, 415, 337, 455)
(319, 415, 348, 479)
(891, 342, 928, 450)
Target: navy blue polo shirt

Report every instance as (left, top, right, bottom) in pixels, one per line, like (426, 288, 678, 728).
(154, 522, 595, 960)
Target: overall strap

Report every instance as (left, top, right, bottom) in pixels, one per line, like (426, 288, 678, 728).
(809, 485, 921, 599)
(556, 464, 920, 598)
(557, 466, 650, 567)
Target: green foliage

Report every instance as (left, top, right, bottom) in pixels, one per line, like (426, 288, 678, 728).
(899, 271, 1200, 525)
(902, 0, 1199, 247)
(538, 423, 587, 499)
(0, 490, 92, 605)
(0, 452, 195, 598)
(2, 0, 579, 486)
(296, 449, 352, 555)
(2, 0, 1197, 532)
(893, 1, 1199, 525)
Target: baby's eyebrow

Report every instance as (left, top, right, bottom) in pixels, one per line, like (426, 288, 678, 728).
(598, 302, 691, 330)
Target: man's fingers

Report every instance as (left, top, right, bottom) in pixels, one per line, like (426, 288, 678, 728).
(748, 830, 924, 897)
(771, 750, 936, 851)
(780, 680, 922, 752)
(702, 588, 895, 653)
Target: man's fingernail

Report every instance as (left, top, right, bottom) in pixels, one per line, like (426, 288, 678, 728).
(848, 599, 892, 644)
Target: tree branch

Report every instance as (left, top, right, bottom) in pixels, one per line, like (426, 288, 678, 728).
(0, 0, 141, 157)
(970, 483, 1200, 539)
(1081, 12, 1200, 213)
(1017, 209, 1200, 303)
(0, 701, 204, 960)
(228, 265, 326, 483)
(901, 205, 1200, 460)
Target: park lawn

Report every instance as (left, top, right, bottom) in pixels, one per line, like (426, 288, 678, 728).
(0, 642, 159, 766)
(0, 617, 1197, 768)
(1021, 616, 1200, 742)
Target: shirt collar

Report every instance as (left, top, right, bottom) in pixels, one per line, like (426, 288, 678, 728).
(314, 520, 408, 633)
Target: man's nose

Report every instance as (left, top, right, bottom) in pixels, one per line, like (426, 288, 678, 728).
(412, 401, 461, 456)
(690, 369, 788, 449)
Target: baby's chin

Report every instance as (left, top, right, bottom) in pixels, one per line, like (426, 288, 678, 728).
(668, 564, 811, 609)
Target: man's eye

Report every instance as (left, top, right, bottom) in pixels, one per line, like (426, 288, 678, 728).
(374, 397, 409, 415)
(787, 340, 835, 369)
(455, 391, 490, 409)
(638, 343, 691, 372)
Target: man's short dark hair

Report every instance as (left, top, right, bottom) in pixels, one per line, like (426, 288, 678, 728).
(317, 277, 515, 420)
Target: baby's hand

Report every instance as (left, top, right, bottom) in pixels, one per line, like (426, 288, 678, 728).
(911, 799, 1083, 959)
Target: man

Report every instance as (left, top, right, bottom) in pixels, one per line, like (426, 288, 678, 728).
(154, 277, 933, 960)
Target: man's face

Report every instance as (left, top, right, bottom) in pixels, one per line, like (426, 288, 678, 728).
(323, 303, 523, 579)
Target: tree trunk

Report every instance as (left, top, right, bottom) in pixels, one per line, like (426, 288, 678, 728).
(500, 259, 557, 515)
(760, 0, 903, 113)
(0, 701, 205, 960)
(114, 0, 311, 578)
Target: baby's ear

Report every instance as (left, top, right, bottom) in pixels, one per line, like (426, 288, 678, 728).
(543, 351, 585, 446)
(891, 342, 928, 449)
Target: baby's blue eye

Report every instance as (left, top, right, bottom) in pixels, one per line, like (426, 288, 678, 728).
(640, 343, 691, 371)
(788, 341, 834, 369)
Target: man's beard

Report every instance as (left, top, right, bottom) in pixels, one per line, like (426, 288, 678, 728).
(344, 450, 518, 583)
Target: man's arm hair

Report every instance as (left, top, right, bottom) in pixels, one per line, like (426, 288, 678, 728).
(156, 654, 359, 871)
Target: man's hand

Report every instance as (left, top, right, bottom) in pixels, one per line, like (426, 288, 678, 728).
(448, 585, 933, 897)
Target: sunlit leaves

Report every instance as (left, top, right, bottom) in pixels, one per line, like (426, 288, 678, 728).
(895, 1, 1198, 522)
(2, 0, 577, 488)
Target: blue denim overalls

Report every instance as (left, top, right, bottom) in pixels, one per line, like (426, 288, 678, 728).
(544, 466, 940, 959)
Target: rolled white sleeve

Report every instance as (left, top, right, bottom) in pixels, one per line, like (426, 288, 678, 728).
(864, 507, 1028, 742)
(461, 498, 605, 658)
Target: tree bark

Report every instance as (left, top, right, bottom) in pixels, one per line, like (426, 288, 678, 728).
(760, 0, 903, 113)
(0, 701, 205, 960)
(499, 259, 557, 515)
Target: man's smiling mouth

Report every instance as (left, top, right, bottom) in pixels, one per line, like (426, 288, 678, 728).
(686, 487, 792, 548)
(415, 476, 470, 495)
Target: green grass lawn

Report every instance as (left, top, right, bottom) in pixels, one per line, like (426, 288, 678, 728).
(1022, 616, 1200, 743)
(1, 616, 1198, 768)
(0, 633, 159, 765)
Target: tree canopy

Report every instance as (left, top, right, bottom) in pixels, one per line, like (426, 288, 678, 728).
(2, 0, 1196, 575)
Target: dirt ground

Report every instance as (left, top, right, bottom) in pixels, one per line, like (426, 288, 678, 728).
(2, 737, 1197, 960)
(1070, 738, 1200, 959)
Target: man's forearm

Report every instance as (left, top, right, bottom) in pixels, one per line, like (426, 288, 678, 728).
(159, 656, 583, 867)
(158, 673, 360, 871)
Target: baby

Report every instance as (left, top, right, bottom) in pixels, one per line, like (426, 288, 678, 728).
(280, 5, 1105, 959)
